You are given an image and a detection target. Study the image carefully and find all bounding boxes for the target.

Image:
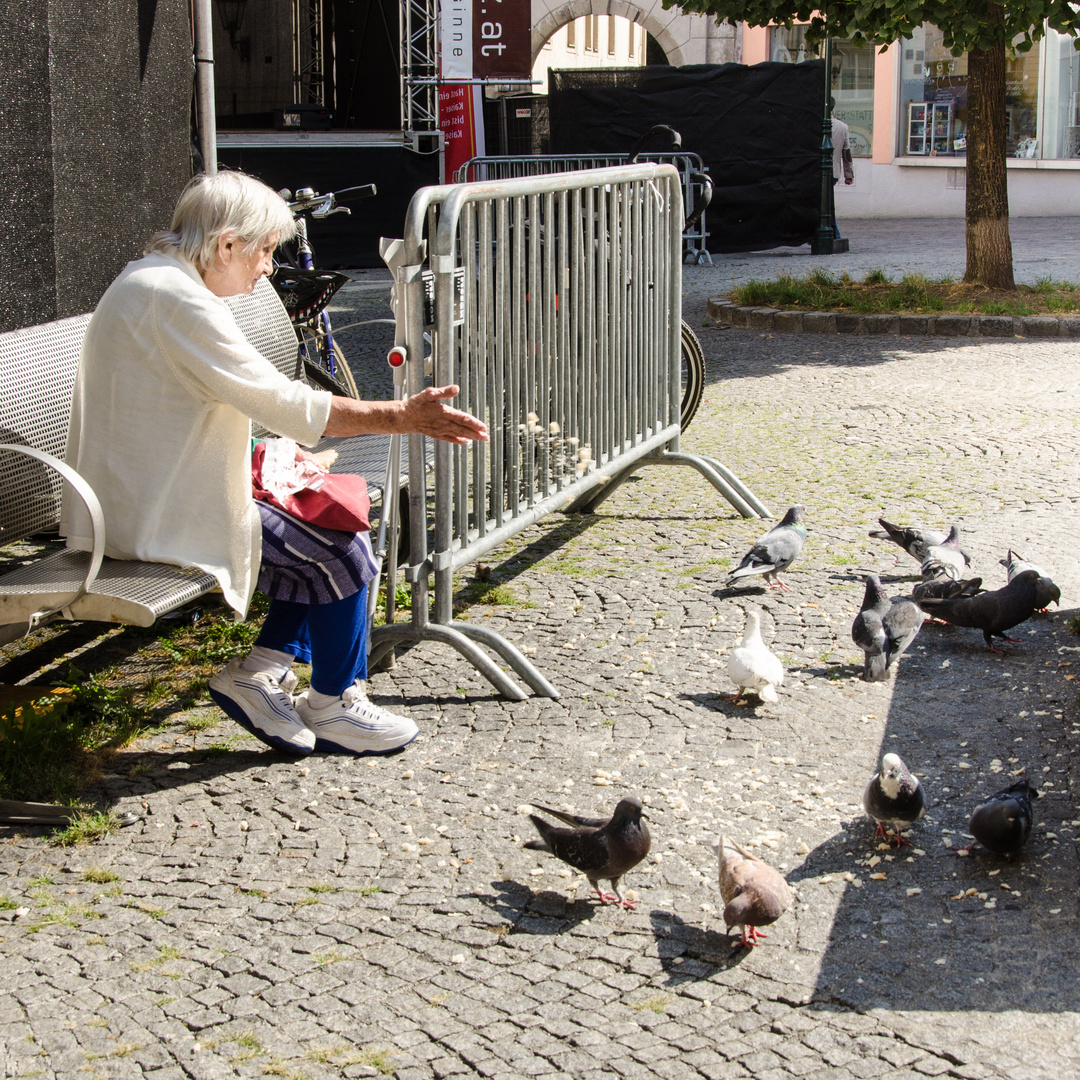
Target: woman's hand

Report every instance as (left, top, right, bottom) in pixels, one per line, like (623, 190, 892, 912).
(323, 384, 488, 443)
(401, 385, 489, 444)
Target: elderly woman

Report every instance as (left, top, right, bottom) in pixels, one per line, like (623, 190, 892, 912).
(61, 171, 487, 757)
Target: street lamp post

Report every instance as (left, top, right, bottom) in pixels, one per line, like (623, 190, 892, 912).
(811, 36, 848, 255)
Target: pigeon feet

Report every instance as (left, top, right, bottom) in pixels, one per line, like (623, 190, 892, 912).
(890, 829, 913, 848)
(593, 889, 635, 908)
(736, 926, 767, 947)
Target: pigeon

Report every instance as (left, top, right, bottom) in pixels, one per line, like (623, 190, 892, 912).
(919, 525, 969, 581)
(727, 607, 784, 703)
(524, 796, 650, 908)
(716, 835, 792, 948)
(1000, 550, 1060, 611)
(851, 575, 890, 681)
(727, 505, 807, 590)
(871, 518, 970, 565)
(912, 574, 983, 606)
(917, 568, 1040, 652)
(862, 752, 926, 846)
(959, 779, 1040, 858)
(852, 577, 924, 681)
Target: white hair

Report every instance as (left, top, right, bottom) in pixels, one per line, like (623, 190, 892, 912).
(146, 170, 296, 270)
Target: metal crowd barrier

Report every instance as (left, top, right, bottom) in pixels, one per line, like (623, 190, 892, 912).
(454, 153, 713, 265)
(369, 164, 766, 699)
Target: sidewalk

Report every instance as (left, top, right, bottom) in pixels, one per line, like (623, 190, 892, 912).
(695, 215, 1080, 290)
(2, 225, 1080, 1079)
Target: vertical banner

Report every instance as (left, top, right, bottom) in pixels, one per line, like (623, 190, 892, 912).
(440, 83, 486, 182)
(438, 0, 530, 181)
(439, 1, 531, 81)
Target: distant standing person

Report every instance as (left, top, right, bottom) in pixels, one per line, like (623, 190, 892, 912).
(829, 98, 854, 239)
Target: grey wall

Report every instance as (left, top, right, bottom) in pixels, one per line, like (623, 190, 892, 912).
(1, 0, 192, 330)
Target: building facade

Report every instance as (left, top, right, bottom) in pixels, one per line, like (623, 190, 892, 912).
(529, 3, 1080, 217)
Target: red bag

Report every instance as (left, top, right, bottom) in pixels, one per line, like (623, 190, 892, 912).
(252, 440, 370, 534)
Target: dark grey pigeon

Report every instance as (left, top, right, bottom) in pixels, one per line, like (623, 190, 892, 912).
(960, 779, 1040, 858)
(912, 574, 983, 606)
(919, 525, 969, 581)
(1000, 550, 1060, 611)
(524, 796, 650, 908)
(728, 505, 807, 591)
(862, 752, 926, 846)
(918, 568, 1040, 652)
(871, 518, 971, 565)
(851, 575, 890, 681)
(963, 781, 1036, 855)
(882, 595, 923, 671)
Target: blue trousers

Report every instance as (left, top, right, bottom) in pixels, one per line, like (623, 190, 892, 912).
(255, 586, 368, 696)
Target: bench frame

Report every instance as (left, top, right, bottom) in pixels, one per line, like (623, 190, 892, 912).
(0, 278, 399, 648)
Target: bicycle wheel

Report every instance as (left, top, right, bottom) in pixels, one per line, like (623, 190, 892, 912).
(298, 330, 359, 398)
(680, 321, 705, 429)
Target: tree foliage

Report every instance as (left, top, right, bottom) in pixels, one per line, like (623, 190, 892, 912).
(662, 1, 1080, 54)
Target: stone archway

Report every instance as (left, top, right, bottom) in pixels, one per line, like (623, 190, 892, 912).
(529, 1, 738, 69)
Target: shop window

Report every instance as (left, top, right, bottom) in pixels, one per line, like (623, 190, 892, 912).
(899, 23, 1048, 158)
(770, 26, 875, 157)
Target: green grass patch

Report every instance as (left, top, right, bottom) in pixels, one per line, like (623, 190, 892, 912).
(727, 270, 1080, 316)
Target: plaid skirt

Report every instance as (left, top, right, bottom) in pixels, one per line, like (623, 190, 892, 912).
(256, 501, 379, 605)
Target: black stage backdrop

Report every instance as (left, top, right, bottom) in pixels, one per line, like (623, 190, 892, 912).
(218, 146, 440, 269)
(549, 61, 825, 254)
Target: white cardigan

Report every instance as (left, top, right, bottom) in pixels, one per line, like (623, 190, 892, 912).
(62, 253, 332, 617)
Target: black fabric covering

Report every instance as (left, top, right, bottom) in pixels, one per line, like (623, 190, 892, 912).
(2, 0, 192, 330)
(217, 146, 440, 268)
(549, 62, 826, 254)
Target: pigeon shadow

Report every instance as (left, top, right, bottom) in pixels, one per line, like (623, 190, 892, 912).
(647, 908, 750, 981)
(805, 603, 1080, 1014)
(471, 879, 607, 935)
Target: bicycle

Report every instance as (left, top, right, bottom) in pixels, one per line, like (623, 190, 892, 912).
(271, 183, 380, 399)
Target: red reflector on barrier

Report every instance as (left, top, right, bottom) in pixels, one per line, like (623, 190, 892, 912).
(388, 347, 407, 368)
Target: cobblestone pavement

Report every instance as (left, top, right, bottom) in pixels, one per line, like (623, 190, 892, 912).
(3, 226, 1080, 1079)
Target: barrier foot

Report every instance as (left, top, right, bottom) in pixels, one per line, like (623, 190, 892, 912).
(369, 621, 529, 701)
(567, 450, 769, 519)
(451, 622, 560, 699)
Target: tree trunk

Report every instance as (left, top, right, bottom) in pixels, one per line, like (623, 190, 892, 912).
(964, 29, 1015, 289)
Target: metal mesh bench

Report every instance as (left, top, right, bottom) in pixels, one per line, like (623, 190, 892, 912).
(0, 278, 402, 646)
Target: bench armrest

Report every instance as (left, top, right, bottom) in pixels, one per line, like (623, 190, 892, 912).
(0, 443, 105, 629)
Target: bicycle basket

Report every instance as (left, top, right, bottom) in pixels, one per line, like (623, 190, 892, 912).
(270, 268, 350, 327)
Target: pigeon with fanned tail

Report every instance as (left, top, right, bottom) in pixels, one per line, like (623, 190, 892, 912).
(862, 752, 926, 846)
(1000, 550, 1060, 611)
(716, 835, 792, 948)
(727, 505, 806, 591)
(959, 779, 1039, 857)
(912, 574, 983, 606)
(918, 568, 1040, 652)
(919, 525, 969, 581)
(871, 518, 971, 565)
(728, 608, 785, 703)
(524, 796, 650, 908)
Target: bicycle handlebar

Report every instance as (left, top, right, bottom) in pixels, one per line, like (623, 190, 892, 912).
(282, 184, 378, 216)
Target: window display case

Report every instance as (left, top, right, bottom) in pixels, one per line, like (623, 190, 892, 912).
(907, 101, 953, 154)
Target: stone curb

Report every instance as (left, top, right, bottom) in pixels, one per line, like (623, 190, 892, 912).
(708, 296, 1080, 338)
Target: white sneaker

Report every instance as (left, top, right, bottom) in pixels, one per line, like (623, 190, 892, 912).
(209, 659, 315, 756)
(295, 683, 419, 756)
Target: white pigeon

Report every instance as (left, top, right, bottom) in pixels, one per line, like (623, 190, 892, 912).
(727, 608, 785, 703)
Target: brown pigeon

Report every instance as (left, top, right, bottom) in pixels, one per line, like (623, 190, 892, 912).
(716, 835, 792, 948)
(524, 796, 650, 908)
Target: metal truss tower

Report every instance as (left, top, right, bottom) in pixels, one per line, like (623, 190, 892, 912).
(400, 0, 440, 149)
(293, 0, 325, 105)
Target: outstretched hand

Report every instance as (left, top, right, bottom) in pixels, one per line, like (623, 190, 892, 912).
(403, 385, 489, 445)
